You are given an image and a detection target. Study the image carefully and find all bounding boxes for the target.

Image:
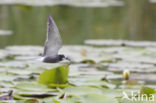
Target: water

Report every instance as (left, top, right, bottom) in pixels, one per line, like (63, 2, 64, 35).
(0, 1, 156, 48)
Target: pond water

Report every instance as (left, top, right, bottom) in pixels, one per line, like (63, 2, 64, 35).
(0, 0, 156, 48)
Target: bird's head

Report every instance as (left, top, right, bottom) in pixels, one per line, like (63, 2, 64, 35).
(58, 54, 65, 60)
(59, 54, 72, 62)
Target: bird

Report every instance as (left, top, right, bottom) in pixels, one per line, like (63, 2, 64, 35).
(36, 14, 69, 63)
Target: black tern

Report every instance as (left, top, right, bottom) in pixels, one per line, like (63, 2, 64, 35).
(37, 15, 68, 63)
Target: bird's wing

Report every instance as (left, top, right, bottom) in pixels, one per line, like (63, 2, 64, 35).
(43, 15, 62, 57)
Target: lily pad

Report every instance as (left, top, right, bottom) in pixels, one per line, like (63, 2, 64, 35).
(38, 65, 69, 85)
(54, 93, 118, 103)
(16, 82, 55, 92)
(79, 94, 118, 103)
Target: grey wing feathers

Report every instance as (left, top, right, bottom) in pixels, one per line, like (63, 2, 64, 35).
(43, 15, 62, 57)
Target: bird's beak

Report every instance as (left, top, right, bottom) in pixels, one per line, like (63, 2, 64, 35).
(65, 57, 71, 61)
(64, 56, 74, 62)
(65, 57, 74, 65)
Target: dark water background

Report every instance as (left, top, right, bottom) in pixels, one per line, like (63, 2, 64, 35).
(0, 0, 156, 47)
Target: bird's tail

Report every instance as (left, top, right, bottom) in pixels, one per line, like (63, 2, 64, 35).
(26, 57, 44, 61)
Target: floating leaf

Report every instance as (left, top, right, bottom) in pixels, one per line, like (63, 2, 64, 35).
(70, 80, 116, 89)
(48, 84, 71, 88)
(140, 86, 156, 97)
(38, 65, 69, 85)
(79, 94, 118, 103)
(80, 59, 96, 64)
(0, 73, 17, 81)
(16, 82, 55, 92)
(23, 99, 39, 103)
(54, 93, 118, 103)
(63, 86, 103, 96)
(15, 91, 58, 98)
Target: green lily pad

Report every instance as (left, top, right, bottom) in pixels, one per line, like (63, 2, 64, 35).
(80, 59, 96, 64)
(48, 84, 72, 88)
(63, 86, 103, 95)
(23, 99, 39, 103)
(63, 86, 122, 98)
(16, 82, 55, 92)
(0, 73, 17, 81)
(38, 65, 69, 85)
(140, 86, 156, 97)
(79, 94, 118, 103)
(70, 80, 116, 89)
(54, 93, 118, 103)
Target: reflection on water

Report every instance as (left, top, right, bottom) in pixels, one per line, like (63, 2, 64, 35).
(0, 0, 124, 7)
(0, 2, 156, 48)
